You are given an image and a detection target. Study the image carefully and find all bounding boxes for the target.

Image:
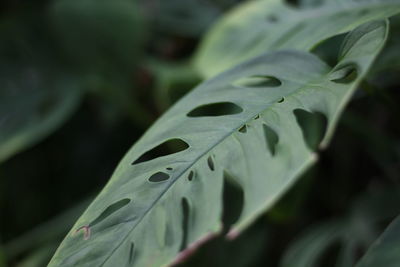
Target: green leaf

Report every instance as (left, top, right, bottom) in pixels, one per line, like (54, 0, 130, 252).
(141, 0, 220, 37)
(49, 0, 145, 75)
(146, 59, 202, 112)
(281, 221, 345, 267)
(0, 65, 82, 163)
(48, 0, 152, 127)
(49, 20, 388, 267)
(280, 186, 400, 267)
(356, 215, 400, 267)
(0, 14, 83, 163)
(194, 0, 400, 78)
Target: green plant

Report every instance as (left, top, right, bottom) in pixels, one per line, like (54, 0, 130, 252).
(2, 0, 400, 266)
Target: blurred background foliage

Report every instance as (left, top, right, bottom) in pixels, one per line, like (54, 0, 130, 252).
(0, 0, 399, 266)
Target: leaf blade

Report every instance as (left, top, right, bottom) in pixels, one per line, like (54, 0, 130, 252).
(49, 20, 388, 267)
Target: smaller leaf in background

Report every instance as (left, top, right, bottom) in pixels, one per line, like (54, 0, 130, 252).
(142, 0, 219, 37)
(194, 0, 400, 78)
(49, 0, 145, 76)
(180, 217, 269, 267)
(145, 59, 202, 112)
(0, 66, 82, 163)
(356, 215, 400, 267)
(0, 14, 83, 163)
(49, 0, 153, 127)
(280, 186, 400, 267)
(281, 221, 344, 267)
(139, 0, 242, 38)
(4, 197, 92, 260)
(16, 243, 59, 267)
(369, 15, 400, 87)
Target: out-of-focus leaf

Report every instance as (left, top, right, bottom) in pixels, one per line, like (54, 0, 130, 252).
(0, 15, 83, 163)
(17, 243, 58, 267)
(181, 219, 269, 267)
(139, 0, 243, 38)
(4, 197, 92, 258)
(356, 215, 400, 267)
(0, 65, 82, 163)
(48, 21, 387, 267)
(281, 221, 344, 267)
(146, 59, 202, 112)
(280, 186, 400, 267)
(48, 0, 153, 127)
(369, 15, 400, 87)
(141, 0, 220, 37)
(194, 0, 400, 78)
(49, 0, 145, 76)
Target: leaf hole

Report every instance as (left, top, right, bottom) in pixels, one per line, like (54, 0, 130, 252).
(278, 97, 285, 103)
(187, 171, 194, 181)
(294, 109, 328, 151)
(222, 172, 244, 231)
(311, 34, 346, 67)
(128, 242, 135, 264)
(166, 167, 173, 171)
(207, 156, 215, 171)
(132, 138, 189, 165)
(88, 198, 131, 228)
(187, 102, 243, 117)
(148, 172, 170, 183)
(233, 75, 282, 88)
(180, 198, 190, 251)
(263, 124, 279, 156)
(329, 64, 358, 84)
(238, 125, 247, 133)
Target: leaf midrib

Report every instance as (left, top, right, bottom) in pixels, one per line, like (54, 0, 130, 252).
(99, 65, 330, 267)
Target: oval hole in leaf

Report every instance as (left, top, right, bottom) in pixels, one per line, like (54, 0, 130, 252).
(179, 198, 190, 251)
(207, 156, 215, 171)
(149, 172, 170, 183)
(88, 198, 131, 227)
(222, 172, 244, 231)
(128, 242, 135, 264)
(233, 75, 282, 88)
(329, 64, 358, 84)
(132, 138, 189, 165)
(187, 102, 243, 117)
(263, 124, 279, 156)
(238, 125, 247, 133)
(294, 109, 328, 151)
(187, 170, 194, 181)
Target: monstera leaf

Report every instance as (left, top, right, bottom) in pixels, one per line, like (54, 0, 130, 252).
(49, 20, 387, 267)
(194, 0, 400, 78)
(356, 215, 400, 267)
